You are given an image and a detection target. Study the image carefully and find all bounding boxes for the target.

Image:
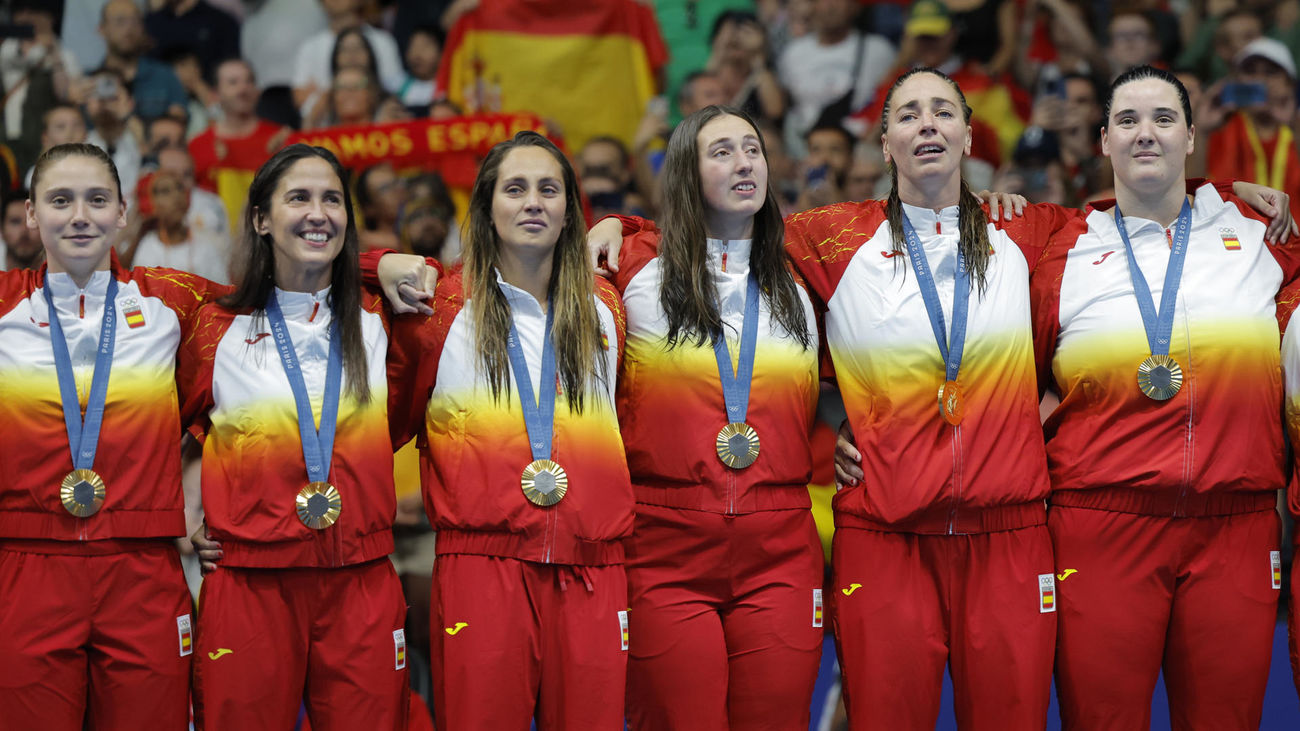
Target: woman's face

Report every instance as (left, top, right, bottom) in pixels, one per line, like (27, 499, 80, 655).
(332, 68, 374, 123)
(1101, 77, 1193, 194)
(335, 32, 372, 72)
(150, 172, 189, 227)
(406, 32, 441, 80)
(696, 114, 767, 238)
(881, 73, 971, 188)
(256, 156, 348, 288)
(26, 154, 126, 277)
(490, 145, 567, 260)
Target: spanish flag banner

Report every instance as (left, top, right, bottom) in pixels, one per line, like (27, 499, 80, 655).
(287, 113, 551, 188)
(437, 0, 668, 153)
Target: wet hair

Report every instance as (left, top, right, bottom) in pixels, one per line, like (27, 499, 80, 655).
(1102, 65, 1193, 129)
(462, 131, 608, 412)
(222, 143, 371, 402)
(657, 104, 810, 349)
(879, 67, 991, 291)
(30, 143, 122, 201)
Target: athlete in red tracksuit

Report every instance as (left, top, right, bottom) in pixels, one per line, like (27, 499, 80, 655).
(180, 146, 420, 731)
(1029, 66, 1300, 729)
(590, 107, 823, 731)
(784, 70, 1063, 730)
(405, 132, 635, 730)
(0, 144, 224, 731)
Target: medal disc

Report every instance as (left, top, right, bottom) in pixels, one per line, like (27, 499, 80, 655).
(1137, 355, 1183, 400)
(521, 459, 568, 506)
(296, 482, 342, 529)
(716, 422, 761, 469)
(60, 469, 106, 517)
(937, 380, 965, 426)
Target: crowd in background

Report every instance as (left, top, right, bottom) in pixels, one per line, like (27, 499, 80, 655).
(3, 0, 1298, 282)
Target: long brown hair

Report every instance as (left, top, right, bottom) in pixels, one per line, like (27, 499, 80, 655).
(658, 105, 810, 349)
(221, 144, 371, 402)
(463, 131, 607, 412)
(880, 68, 991, 292)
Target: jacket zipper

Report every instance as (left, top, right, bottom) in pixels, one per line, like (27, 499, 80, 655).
(948, 424, 963, 534)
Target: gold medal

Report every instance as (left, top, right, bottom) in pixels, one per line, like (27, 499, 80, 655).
(60, 469, 106, 517)
(296, 482, 342, 529)
(716, 422, 760, 469)
(1137, 355, 1183, 400)
(521, 459, 568, 506)
(937, 380, 965, 426)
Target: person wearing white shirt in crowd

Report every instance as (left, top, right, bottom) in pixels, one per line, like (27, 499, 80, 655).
(157, 147, 231, 253)
(292, 0, 405, 116)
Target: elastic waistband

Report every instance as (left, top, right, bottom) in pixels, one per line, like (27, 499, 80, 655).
(1050, 487, 1277, 517)
(435, 528, 624, 566)
(835, 501, 1046, 535)
(0, 537, 175, 556)
(219, 529, 394, 569)
(631, 482, 811, 513)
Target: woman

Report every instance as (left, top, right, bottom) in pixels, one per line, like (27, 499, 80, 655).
(409, 130, 633, 729)
(784, 68, 1061, 729)
(591, 105, 824, 729)
(1030, 65, 1300, 730)
(0, 143, 224, 729)
(179, 144, 422, 730)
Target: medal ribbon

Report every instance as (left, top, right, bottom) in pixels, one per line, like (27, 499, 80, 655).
(504, 294, 557, 462)
(1113, 199, 1192, 358)
(266, 293, 343, 484)
(902, 215, 969, 384)
(44, 274, 118, 471)
(714, 274, 760, 424)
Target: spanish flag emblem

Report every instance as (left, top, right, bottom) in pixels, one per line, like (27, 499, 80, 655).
(1038, 574, 1056, 613)
(1220, 228, 1241, 250)
(122, 298, 145, 329)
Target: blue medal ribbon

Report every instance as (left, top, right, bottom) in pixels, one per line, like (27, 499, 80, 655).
(714, 274, 760, 424)
(44, 273, 118, 471)
(266, 293, 343, 484)
(504, 294, 557, 462)
(902, 215, 969, 384)
(1113, 199, 1193, 358)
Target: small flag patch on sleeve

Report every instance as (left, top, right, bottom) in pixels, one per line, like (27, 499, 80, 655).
(394, 629, 406, 670)
(618, 610, 629, 651)
(1272, 551, 1283, 590)
(812, 589, 824, 627)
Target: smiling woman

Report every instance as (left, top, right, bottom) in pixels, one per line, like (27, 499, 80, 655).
(179, 144, 422, 731)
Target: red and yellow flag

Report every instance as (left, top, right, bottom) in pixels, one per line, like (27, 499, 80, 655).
(437, 0, 667, 153)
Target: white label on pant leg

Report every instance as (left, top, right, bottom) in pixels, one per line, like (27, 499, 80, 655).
(812, 588, 824, 627)
(177, 614, 193, 656)
(394, 629, 407, 670)
(1272, 551, 1283, 590)
(1038, 574, 1056, 613)
(618, 610, 629, 651)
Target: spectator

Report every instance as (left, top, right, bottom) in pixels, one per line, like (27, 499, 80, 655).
(239, 0, 329, 128)
(991, 125, 1070, 205)
(794, 121, 854, 211)
(706, 10, 786, 123)
(145, 115, 187, 155)
(144, 0, 241, 81)
(1206, 38, 1300, 211)
(401, 171, 459, 263)
(304, 67, 385, 130)
(397, 25, 442, 115)
(778, 0, 895, 157)
(1179, 6, 1264, 84)
(128, 169, 230, 283)
(1106, 10, 1162, 79)
(97, 0, 188, 121)
(83, 68, 142, 206)
(842, 141, 886, 202)
(0, 0, 82, 168)
(577, 136, 646, 220)
(0, 188, 41, 271)
(158, 146, 232, 250)
(24, 104, 88, 186)
(951, 0, 1018, 76)
(189, 58, 289, 228)
(163, 49, 214, 139)
(292, 0, 405, 115)
(1011, 0, 1105, 93)
(355, 161, 407, 251)
(302, 26, 390, 128)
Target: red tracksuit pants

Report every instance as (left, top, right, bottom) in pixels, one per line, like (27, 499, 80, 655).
(624, 506, 824, 731)
(1051, 505, 1280, 730)
(192, 557, 409, 731)
(429, 554, 628, 730)
(830, 524, 1056, 730)
(0, 542, 193, 731)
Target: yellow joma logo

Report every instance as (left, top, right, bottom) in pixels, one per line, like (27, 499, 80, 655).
(841, 583, 863, 596)
(207, 648, 233, 660)
(1056, 569, 1078, 581)
(445, 622, 469, 635)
